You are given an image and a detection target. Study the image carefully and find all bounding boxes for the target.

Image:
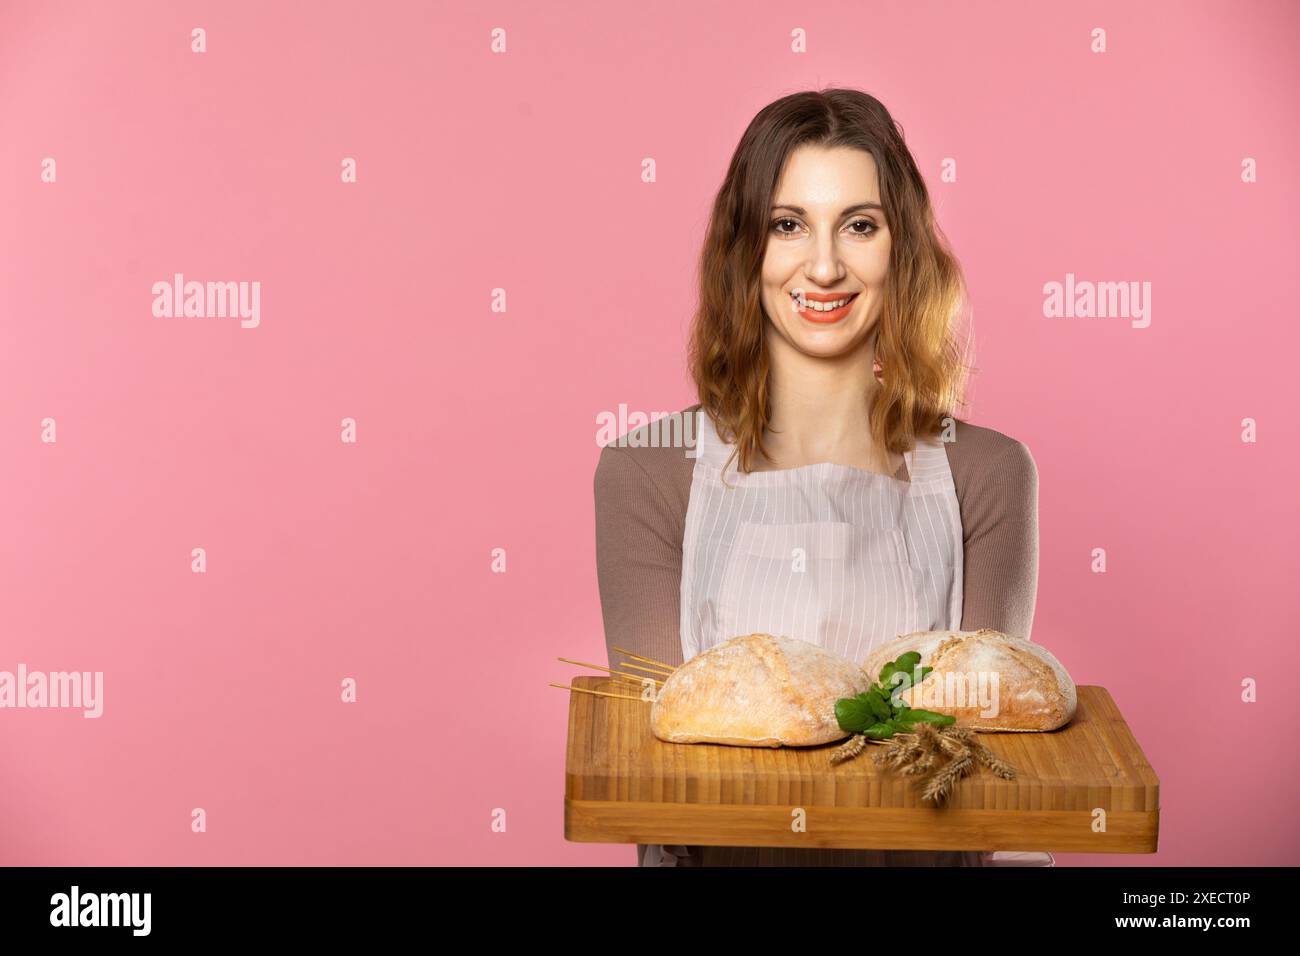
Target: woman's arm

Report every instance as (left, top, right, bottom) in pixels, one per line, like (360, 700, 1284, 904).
(955, 438, 1040, 639)
(593, 443, 687, 669)
(592, 442, 691, 866)
(953, 437, 1055, 866)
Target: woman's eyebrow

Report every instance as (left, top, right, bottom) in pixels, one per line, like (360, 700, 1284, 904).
(771, 202, 883, 215)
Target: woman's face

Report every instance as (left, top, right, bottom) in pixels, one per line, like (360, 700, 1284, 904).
(760, 144, 892, 360)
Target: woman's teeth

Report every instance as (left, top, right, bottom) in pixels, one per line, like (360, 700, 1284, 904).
(794, 294, 856, 311)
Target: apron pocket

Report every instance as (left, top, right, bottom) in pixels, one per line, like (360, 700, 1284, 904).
(713, 521, 914, 657)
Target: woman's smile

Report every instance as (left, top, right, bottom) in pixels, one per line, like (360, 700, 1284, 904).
(791, 289, 860, 324)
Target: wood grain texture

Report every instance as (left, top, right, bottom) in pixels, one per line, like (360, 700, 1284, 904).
(563, 679, 1159, 853)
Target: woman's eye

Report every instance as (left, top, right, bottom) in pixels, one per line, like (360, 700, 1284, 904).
(770, 217, 878, 237)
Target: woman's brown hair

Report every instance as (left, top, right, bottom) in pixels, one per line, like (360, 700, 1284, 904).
(688, 88, 973, 476)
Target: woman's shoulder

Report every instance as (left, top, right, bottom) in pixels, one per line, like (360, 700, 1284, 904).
(942, 418, 1038, 499)
(593, 404, 700, 515)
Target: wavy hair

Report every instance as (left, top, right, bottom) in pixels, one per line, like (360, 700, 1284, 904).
(688, 88, 973, 475)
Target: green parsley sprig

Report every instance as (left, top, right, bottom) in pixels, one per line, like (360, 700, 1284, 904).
(834, 651, 956, 740)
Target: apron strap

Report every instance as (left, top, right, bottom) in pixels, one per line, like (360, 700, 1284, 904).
(905, 433, 952, 484)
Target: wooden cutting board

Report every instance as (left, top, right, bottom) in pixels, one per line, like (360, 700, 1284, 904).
(564, 678, 1159, 853)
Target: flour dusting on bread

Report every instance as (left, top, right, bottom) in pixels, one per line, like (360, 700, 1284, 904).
(861, 628, 1076, 732)
(650, 633, 871, 747)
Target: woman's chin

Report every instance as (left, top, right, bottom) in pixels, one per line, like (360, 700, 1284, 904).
(785, 324, 872, 360)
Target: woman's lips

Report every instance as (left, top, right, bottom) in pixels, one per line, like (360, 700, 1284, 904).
(794, 292, 859, 324)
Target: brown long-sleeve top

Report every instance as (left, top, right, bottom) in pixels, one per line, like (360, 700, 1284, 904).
(592, 402, 1040, 866)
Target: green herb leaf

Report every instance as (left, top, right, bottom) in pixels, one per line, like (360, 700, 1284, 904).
(837, 653, 945, 741)
(882, 669, 912, 698)
(895, 651, 922, 671)
(864, 690, 892, 721)
(835, 696, 875, 733)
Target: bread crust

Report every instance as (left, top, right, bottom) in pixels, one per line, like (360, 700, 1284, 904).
(861, 628, 1076, 731)
(650, 633, 872, 747)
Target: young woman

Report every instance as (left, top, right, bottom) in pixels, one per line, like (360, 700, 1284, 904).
(594, 88, 1053, 867)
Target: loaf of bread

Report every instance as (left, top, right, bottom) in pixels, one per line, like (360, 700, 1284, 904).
(861, 628, 1076, 732)
(651, 633, 872, 747)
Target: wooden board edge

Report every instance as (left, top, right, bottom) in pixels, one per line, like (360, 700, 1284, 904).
(565, 799, 1160, 854)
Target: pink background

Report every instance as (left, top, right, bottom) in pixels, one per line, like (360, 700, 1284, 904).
(2, 0, 1297, 865)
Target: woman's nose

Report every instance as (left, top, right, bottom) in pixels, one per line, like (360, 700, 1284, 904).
(804, 235, 845, 283)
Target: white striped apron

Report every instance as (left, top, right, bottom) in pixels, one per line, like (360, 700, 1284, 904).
(643, 407, 1053, 867)
(681, 407, 962, 661)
